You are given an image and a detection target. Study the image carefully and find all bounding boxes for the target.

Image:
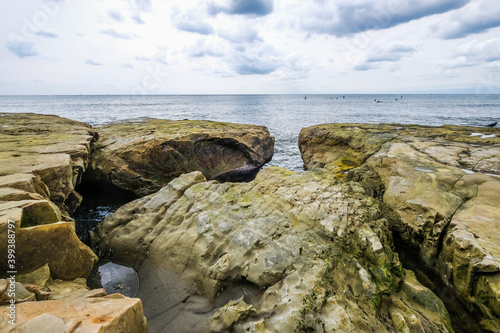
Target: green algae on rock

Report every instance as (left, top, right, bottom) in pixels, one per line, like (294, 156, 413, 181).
(93, 168, 453, 332)
(0, 113, 98, 215)
(299, 123, 500, 331)
(0, 113, 100, 278)
(86, 119, 275, 196)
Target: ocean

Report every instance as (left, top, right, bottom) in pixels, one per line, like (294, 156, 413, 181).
(1, 94, 499, 172)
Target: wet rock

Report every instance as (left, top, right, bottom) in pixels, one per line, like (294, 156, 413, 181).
(86, 119, 274, 196)
(93, 168, 452, 332)
(299, 123, 500, 330)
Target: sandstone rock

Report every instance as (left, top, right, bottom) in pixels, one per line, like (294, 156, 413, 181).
(86, 119, 274, 196)
(93, 168, 452, 332)
(299, 123, 500, 330)
(0, 113, 101, 282)
(14, 222, 98, 280)
(0, 287, 148, 333)
(0, 113, 98, 214)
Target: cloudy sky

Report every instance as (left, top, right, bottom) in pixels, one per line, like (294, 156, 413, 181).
(1, 0, 500, 94)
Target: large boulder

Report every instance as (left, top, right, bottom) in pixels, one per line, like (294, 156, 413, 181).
(299, 123, 500, 331)
(93, 168, 453, 332)
(86, 119, 274, 196)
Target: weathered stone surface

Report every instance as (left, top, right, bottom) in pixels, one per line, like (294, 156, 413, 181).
(0, 113, 98, 214)
(86, 119, 274, 196)
(0, 280, 148, 333)
(14, 222, 98, 280)
(299, 123, 500, 330)
(93, 169, 452, 332)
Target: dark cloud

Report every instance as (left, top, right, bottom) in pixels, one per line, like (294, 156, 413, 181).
(6, 38, 38, 58)
(35, 30, 59, 38)
(438, 1, 500, 39)
(208, 0, 274, 17)
(86, 58, 103, 66)
(301, 0, 469, 37)
(101, 28, 135, 40)
(108, 9, 124, 22)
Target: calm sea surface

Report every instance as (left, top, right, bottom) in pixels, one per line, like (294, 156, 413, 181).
(1, 94, 499, 171)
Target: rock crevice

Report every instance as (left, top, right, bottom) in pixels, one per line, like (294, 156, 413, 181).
(299, 123, 500, 332)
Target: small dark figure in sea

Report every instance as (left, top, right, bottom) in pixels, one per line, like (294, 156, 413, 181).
(485, 122, 497, 128)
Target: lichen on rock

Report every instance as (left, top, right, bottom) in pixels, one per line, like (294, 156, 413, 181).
(85, 119, 275, 196)
(93, 168, 453, 332)
(299, 123, 500, 331)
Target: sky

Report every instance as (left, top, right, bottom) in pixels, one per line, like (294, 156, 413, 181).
(1, 0, 500, 95)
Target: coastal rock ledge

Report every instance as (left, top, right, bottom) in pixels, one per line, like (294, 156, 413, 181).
(86, 119, 275, 196)
(0, 113, 147, 332)
(93, 168, 453, 332)
(299, 123, 500, 332)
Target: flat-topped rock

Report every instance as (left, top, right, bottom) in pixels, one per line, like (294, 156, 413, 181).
(86, 119, 274, 196)
(0, 113, 100, 278)
(0, 270, 147, 333)
(299, 123, 500, 331)
(0, 113, 98, 214)
(93, 169, 452, 332)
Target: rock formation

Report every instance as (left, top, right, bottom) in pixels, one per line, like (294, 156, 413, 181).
(86, 119, 275, 196)
(0, 113, 99, 277)
(0, 113, 147, 332)
(299, 123, 500, 331)
(0, 265, 147, 332)
(93, 169, 453, 332)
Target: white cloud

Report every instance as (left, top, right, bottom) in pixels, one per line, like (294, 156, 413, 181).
(171, 8, 215, 35)
(436, 0, 500, 39)
(1, 0, 499, 94)
(108, 9, 124, 22)
(101, 28, 136, 40)
(86, 58, 103, 66)
(6, 37, 38, 58)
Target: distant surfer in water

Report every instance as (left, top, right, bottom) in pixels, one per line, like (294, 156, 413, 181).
(485, 121, 497, 128)
(304, 96, 307, 100)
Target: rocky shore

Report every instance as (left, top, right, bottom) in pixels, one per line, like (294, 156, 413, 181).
(1, 114, 499, 332)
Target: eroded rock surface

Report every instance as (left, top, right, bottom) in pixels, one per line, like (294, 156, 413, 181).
(0, 113, 98, 215)
(299, 123, 500, 331)
(0, 113, 99, 278)
(93, 168, 453, 332)
(0, 265, 147, 332)
(86, 119, 275, 196)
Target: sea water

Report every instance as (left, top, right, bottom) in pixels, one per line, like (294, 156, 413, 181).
(1, 94, 499, 171)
